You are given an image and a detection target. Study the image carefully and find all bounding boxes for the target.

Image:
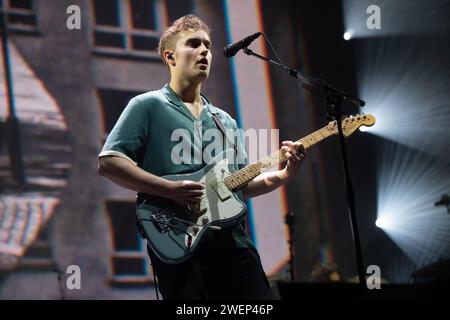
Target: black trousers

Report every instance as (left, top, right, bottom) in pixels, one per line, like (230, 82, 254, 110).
(147, 245, 274, 300)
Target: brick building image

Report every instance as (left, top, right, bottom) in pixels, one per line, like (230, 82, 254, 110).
(1, 0, 448, 300)
(1, 0, 311, 299)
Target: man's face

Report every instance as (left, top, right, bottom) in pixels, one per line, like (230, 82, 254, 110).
(169, 29, 212, 82)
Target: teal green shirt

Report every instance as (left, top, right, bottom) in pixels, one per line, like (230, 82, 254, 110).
(100, 84, 254, 249)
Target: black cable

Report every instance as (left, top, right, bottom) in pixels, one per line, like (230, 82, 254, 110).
(52, 262, 65, 300)
(137, 199, 221, 300)
(148, 255, 160, 300)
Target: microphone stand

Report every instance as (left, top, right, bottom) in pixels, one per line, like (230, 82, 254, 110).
(242, 47, 367, 287)
(434, 194, 450, 214)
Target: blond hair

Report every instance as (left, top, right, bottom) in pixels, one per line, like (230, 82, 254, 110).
(158, 14, 211, 64)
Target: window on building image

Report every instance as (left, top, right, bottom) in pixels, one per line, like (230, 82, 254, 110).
(0, 0, 37, 32)
(105, 200, 153, 287)
(19, 221, 54, 272)
(90, 0, 168, 58)
(97, 88, 144, 143)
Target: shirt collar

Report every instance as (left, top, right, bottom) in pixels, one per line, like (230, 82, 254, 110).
(162, 83, 219, 115)
(162, 84, 182, 107)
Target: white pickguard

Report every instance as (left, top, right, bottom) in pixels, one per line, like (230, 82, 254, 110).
(185, 159, 245, 247)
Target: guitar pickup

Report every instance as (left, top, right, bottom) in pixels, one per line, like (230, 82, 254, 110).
(211, 178, 231, 201)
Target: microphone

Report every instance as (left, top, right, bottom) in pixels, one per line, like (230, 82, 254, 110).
(223, 32, 262, 58)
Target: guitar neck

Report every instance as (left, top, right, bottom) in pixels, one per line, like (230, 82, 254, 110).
(224, 125, 334, 190)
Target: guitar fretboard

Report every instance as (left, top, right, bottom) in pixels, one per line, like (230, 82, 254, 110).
(224, 125, 335, 190)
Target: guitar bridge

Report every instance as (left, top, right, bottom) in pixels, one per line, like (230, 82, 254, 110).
(189, 202, 207, 218)
(150, 212, 173, 233)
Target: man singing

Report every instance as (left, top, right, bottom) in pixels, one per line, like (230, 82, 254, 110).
(98, 14, 306, 299)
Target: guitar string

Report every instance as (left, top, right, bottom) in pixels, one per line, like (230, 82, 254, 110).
(138, 127, 335, 234)
(193, 129, 332, 201)
(194, 126, 330, 200)
(139, 119, 366, 225)
(150, 120, 361, 205)
(182, 154, 277, 201)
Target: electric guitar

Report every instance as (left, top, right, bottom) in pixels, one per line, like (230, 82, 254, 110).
(136, 114, 376, 264)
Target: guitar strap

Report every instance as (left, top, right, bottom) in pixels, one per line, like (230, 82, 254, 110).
(210, 112, 238, 155)
(210, 111, 248, 232)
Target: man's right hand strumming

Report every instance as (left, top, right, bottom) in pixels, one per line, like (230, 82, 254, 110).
(166, 180, 205, 207)
(98, 156, 205, 206)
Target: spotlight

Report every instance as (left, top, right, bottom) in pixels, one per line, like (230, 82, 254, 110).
(342, 0, 450, 38)
(355, 38, 450, 157)
(343, 31, 353, 41)
(375, 217, 391, 229)
(376, 141, 450, 266)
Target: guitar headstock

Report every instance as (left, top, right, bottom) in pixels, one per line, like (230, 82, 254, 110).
(327, 114, 376, 137)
